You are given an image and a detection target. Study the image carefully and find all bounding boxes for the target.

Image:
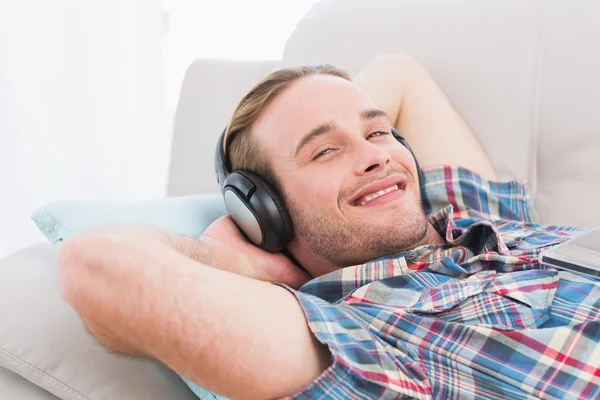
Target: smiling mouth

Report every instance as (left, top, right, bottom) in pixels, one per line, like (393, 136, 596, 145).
(353, 180, 407, 207)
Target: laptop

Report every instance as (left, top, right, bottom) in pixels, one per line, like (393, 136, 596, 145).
(539, 227, 600, 278)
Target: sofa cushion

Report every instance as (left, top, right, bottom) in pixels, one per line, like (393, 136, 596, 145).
(2, 192, 234, 399)
(0, 243, 205, 399)
(0, 366, 60, 400)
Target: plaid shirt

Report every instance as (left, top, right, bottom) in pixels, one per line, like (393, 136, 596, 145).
(282, 165, 599, 400)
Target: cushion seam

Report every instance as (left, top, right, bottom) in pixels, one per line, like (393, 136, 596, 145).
(0, 347, 90, 400)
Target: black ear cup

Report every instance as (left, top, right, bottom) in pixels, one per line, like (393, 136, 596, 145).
(222, 170, 293, 252)
(250, 173, 294, 239)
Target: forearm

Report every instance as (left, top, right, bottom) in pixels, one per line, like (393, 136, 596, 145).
(149, 248, 330, 399)
(57, 232, 330, 400)
(77, 222, 244, 271)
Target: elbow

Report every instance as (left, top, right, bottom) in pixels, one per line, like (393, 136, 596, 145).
(56, 234, 118, 306)
(56, 236, 95, 305)
(56, 222, 143, 275)
(56, 222, 163, 299)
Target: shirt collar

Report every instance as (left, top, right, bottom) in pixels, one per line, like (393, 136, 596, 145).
(427, 203, 457, 240)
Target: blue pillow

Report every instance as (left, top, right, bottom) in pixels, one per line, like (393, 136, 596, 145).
(31, 194, 228, 244)
(31, 194, 230, 400)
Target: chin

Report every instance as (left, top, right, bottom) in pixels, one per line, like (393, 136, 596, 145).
(357, 202, 419, 223)
(358, 208, 428, 241)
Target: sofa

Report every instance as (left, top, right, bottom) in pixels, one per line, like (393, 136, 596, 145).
(2, 0, 600, 398)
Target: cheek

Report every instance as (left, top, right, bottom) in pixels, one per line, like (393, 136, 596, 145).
(392, 146, 419, 179)
(289, 171, 343, 208)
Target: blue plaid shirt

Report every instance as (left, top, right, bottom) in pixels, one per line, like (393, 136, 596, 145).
(187, 165, 599, 400)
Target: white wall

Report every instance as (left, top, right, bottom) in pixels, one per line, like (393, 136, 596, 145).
(160, 0, 318, 111)
(0, 0, 168, 257)
(0, 0, 318, 259)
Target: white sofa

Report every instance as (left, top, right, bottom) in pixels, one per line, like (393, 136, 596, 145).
(2, 0, 600, 398)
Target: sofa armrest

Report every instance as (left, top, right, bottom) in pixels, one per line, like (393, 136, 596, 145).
(0, 243, 201, 400)
(167, 59, 278, 197)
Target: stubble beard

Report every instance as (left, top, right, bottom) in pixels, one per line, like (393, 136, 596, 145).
(286, 187, 430, 267)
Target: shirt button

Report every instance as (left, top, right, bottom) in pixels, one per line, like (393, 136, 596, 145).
(464, 285, 475, 292)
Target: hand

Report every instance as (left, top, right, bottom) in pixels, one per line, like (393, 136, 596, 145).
(201, 215, 311, 289)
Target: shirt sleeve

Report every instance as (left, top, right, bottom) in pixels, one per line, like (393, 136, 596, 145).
(276, 284, 433, 400)
(419, 165, 538, 223)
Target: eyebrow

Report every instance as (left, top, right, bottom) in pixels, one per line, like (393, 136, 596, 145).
(293, 122, 336, 159)
(360, 108, 390, 121)
(292, 108, 391, 159)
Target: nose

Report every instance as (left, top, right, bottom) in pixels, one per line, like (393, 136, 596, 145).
(353, 139, 391, 176)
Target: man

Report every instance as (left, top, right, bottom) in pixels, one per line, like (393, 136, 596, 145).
(57, 55, 599, 400)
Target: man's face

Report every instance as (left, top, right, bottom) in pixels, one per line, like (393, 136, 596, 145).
(252, 74, 428, 275)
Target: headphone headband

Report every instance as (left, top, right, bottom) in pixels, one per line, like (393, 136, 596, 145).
(214, 128, 229, 188)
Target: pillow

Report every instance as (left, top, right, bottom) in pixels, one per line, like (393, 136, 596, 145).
(0, 194, 231, 400)
(31, 194, 228, 244)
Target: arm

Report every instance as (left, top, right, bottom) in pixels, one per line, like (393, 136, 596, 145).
(83, 219, 310, 288)
(57, 224, 330, 400)
(353, 54, 498, 181)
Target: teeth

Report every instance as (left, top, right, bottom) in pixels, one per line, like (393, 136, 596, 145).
(356, 184, 399, 206)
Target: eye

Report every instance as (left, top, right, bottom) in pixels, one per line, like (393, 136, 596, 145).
(367, 130, 391, 139)
(312, 147, 334, 161)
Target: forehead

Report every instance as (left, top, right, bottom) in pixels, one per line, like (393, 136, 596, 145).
(251, 74, 379, 162)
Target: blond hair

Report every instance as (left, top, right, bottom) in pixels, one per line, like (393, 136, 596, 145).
(224, 64, 351, 194)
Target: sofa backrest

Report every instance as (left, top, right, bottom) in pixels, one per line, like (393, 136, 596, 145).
(276, 0, 600, 228)
(170, 0, 600, 229)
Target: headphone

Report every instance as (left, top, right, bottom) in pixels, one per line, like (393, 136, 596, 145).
(214, 127, 423, 252)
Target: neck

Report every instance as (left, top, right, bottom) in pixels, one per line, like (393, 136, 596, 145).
(417, 221, 446, 248)
(290, 222, 446, 279)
